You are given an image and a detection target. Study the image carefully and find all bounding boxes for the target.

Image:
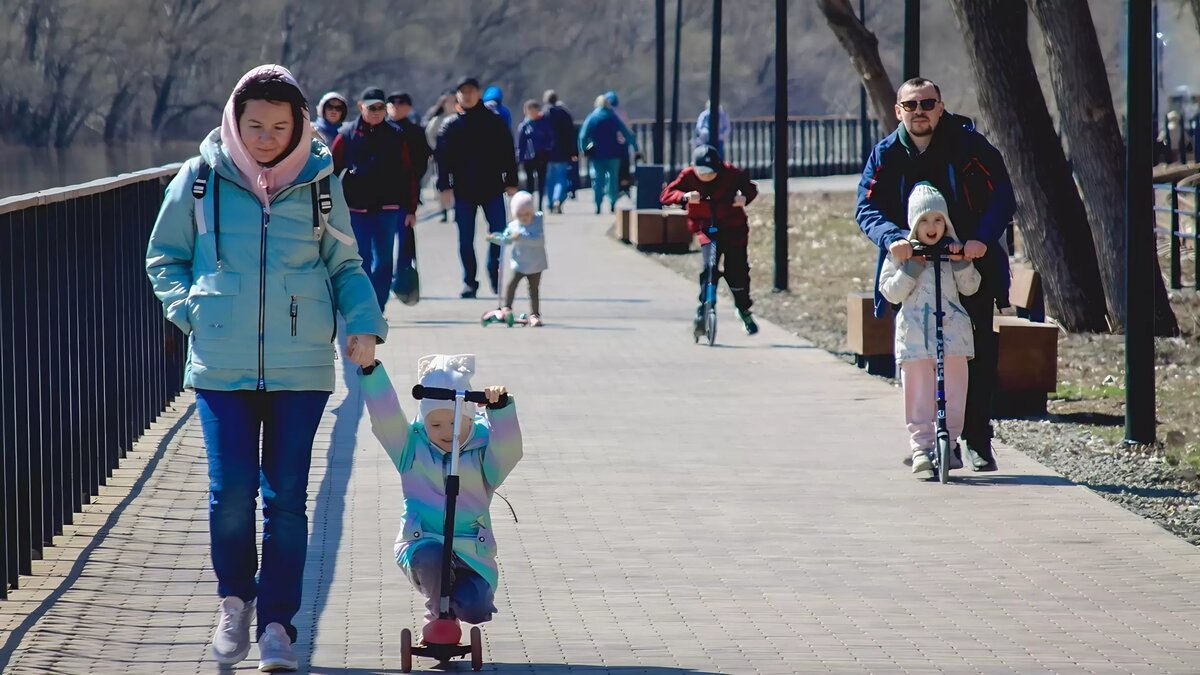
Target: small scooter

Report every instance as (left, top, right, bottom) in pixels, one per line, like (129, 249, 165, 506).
(912, 241, 957, 484)
(396, 382, 509, 672)
(689, 195, 718, 346)
(481, 233, 529, 327)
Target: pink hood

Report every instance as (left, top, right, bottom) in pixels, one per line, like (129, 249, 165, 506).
(219, 64, 314, 210)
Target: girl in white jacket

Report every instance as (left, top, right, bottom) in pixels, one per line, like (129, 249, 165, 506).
(878, 183, 982, 476)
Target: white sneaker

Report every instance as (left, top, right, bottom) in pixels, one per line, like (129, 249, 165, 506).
(911, 449, 933, 475)
(211, 596, 254, 664)
(258, 622, 299, 672)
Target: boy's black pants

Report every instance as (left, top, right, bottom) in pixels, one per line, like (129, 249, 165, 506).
(697, 239, 753, 313)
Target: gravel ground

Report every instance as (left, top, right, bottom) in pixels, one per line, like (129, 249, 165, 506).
(634, 191, 1200, 547)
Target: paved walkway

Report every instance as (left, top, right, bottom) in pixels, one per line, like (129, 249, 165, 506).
(3, 189, 1200, 674)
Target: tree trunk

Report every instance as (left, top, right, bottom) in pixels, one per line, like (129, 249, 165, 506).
(815, 0, 897, 135)
(1029, 0, 1179, 336)
(1191, 0, 1200, 44)
(104, 84, 132, 143)
(949, 0, 1109, 332)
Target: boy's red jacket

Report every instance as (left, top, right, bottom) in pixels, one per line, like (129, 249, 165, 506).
(660, 164, 758, 245)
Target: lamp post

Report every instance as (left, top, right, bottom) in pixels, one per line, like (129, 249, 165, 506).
(654, 0, 666, 165)
(1125, 0, 1155, 444)
(903, 0, 920, 80)
(773, 0, 788, 292)
(708, 0, 722, 158)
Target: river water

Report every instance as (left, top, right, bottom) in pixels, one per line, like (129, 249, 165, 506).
(0, 141, 198, 199)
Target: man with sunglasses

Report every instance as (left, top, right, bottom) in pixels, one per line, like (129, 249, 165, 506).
(856, 77, 1016, 473)
(331, 87, 418, 311)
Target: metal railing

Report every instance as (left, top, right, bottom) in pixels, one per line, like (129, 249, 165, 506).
(0, 166, 188, 599)
(629, 115, 881, 178)
(1152, 182, 1200, 291)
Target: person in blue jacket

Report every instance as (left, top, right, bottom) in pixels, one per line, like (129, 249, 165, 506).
(516, 100, 555, 211)
(856, 77, 1016, 473)
(482, 85, 513, 133)
(146, 65, 386, 672)
(578, 94, 640, 214)
(541, 89, 577, 213)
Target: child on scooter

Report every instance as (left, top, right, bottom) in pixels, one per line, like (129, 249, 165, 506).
(660, 144, 760, 335)
(877, 183, 981, 477)
(359, 354, 522, 640)
(487, 191, 548, 327)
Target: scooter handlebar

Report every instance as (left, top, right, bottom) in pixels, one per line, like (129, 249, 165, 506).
(912, 242, 953, 259)
(411, 384, 509, 407)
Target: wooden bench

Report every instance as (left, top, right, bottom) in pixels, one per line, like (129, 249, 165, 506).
(993, 315, 1059, 417)
(625, 208, 693, 252)
(1009, 263, 1045, 322)
(846, 291, 895, 378)
(615, 206, 632, 242)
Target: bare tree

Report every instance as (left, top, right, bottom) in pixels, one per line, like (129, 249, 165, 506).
(949, 0, 1109, 332)
(814, 0, 897, 134)
(1028, 0, 1179, 336)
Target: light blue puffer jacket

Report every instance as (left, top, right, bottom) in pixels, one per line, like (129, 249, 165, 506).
(146, 129, 387, 392)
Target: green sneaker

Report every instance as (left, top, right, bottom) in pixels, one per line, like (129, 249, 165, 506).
(739, 310, 759, 335)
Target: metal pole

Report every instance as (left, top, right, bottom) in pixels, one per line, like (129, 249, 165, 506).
(655, 0, 666, 165)
(774, 0, 788, 292)
(1126, 0, 1155, 444)
(859, 0, 870, 162)
(709, 0, 722, 158)
(903, 0, 920, 80)
(670, 0, 683, 175)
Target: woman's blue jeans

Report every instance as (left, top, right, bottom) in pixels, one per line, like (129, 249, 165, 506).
(197, 388, 331, 644)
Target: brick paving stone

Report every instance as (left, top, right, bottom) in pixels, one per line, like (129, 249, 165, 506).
(2, 189, 1200, 674)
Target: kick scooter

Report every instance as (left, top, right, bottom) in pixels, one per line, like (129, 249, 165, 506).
(481, 233, 529, 327)
(913, 241, 959, 484)
(689, 195, 718, 346)
(395, 381, 510, 672)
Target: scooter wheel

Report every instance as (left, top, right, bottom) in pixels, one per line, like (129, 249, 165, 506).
(937, 438, 952, 484)
(470, 626, 484, 671)
(505, 312, 515, 327)
(400, 628, 413, 673)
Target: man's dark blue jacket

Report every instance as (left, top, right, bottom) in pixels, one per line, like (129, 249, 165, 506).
(856, 112, 1017, 318)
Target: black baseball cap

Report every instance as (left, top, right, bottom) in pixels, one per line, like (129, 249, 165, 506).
(455, 76, 481, 91)
(360, 87, 386, 105)
(692, 145, 722, 175)
(387, 91, 412, 105)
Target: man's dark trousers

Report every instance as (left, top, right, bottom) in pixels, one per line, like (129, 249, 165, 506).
(454, 194, 507, 294)
(961, 290, 998, 449)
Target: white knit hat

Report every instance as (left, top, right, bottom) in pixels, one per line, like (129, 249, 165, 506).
(416, 353, 475, 421)
(906, 182, 959, 242)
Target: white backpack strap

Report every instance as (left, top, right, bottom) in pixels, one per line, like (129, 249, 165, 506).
(191, 158, 211, 235)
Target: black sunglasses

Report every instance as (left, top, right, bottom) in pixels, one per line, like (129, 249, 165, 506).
(366, 103, 386, 112)
(326, 103, 346, 111)
(898, 98, 939, 112)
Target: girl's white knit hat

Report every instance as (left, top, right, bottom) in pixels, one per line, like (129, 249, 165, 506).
(906, 182, 959, 241)
(416, 353, 475, 420)
(510, 190, 535, 217)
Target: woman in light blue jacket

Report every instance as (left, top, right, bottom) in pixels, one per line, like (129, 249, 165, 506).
(145, 65, 386, 672)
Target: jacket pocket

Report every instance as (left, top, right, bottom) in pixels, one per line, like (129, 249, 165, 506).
(187, 271, 241, 341)
(284, 273, 335, 344)
(474, 521, 497, 558)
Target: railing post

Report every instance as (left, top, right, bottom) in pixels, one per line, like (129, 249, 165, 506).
(1169, 183, 1181, 289)
(1193, 187, 1200, 291)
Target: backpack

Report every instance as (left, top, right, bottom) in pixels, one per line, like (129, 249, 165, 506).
(189, 157, 345, 266)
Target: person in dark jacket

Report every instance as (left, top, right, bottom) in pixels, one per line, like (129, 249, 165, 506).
(331, 86, 418, 310)
(313, 92, 348, 146)
(516, 100, 555, 211)
(856, 77, 1016, 472)
(661, 145, 760, 336)
(437, 77, 519, 298)
(542, 89, 577, 213)
(386, 91, 432, 304)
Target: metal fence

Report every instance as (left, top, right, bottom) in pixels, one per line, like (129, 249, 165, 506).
(1153, 182, 1200, 291)
(629, 115, 881, 179)
(0, 167, 188, 599)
